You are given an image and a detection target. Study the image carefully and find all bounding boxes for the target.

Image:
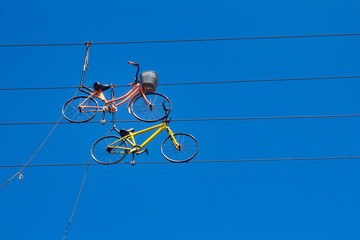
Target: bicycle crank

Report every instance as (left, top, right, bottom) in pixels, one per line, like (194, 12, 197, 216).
(136, 148, 148, 155)
(129, 146, 149, 166)
(129, 145, 149, 155)
(103, 103, 117, 113)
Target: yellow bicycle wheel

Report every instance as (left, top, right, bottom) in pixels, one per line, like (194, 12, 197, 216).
(91, 136, 128, 164)
(161, 133, 198, 163)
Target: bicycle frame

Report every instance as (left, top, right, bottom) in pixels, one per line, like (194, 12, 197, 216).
(110, 121, 180, 154)
(77, 45, 149, 113)
(79, 83, 151, 113)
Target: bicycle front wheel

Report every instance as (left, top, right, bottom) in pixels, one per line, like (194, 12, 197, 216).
(161, 133, 198, 163)
(63, 96, 99, 123)
(131, 93, 171, 122)
(91, 136, 128, 165)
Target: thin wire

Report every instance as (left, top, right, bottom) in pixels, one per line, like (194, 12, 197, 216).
(94, 33, 360, 45)
(1, 156, 360, 168)
(171, 115, 360, 122)
(1, 75, 360, 91)
(0, 114, 359, 126)
(158, 75, 360, 86)
(62, 156, 91, 240)
(0, 114, 65, 189)
(0, 88, 79, 189)
(0, 33, 359, 47)
(0, 43, 84, 47)
(0, 86, 77, 91)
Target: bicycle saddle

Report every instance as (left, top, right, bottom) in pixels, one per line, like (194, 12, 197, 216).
(119, 128, 135, 137)
(93, 82, 114, 91)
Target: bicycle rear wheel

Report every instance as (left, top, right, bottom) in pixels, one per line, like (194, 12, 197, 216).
(131, 93, 171, 122)
(63, 96, 99, 123)
(91, 136, 128, 165)
(161, 133, 198, 163)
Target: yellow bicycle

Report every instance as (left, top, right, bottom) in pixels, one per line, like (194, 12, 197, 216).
(91, 119, 198, 165)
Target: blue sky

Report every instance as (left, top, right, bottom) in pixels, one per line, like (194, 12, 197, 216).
(1, 0, 360, 239)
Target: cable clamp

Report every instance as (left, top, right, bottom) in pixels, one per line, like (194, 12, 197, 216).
(84, 41, 93, 47)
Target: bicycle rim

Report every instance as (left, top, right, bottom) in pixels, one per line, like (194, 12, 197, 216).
(131, 93, 171, 122)
(91, 136, 128, 164)
(63, 96, 98, 123)
(161, 133, 198, 163)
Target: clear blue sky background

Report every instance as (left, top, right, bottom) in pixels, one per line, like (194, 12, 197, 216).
(1, 0, 360, 239)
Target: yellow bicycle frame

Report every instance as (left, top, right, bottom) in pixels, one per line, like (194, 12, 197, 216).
(110, 121, 180, 154)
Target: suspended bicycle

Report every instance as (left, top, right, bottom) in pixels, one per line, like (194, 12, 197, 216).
(91, 118, 198, 165)
(62, 61, 171, 123)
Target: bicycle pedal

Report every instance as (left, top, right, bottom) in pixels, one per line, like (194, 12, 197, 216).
(136, 148, 148, 155)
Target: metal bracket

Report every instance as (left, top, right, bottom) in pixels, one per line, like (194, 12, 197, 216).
(79, 41, 93, 89)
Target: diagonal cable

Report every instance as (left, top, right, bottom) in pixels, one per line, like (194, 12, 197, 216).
(62, 156, 91, 240)
(0, 88, 79, 189)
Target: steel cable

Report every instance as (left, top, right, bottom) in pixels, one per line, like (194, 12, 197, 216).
(1, 156, 360, 168)
(0, 114, 359, 126)
(0, 33, 359, 47)
(1, 75, 359, 91)
(62, 156, 91, 240)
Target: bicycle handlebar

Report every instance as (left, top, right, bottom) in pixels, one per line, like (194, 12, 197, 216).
(128, 61, 140, 83)
(128, 61, 139, 66)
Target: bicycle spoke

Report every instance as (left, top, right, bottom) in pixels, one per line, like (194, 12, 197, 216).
(131, 93, 171, 122)
(63, 96, 98, 123)
(161, 133, 198, 162)
(91, 136, 128, 164)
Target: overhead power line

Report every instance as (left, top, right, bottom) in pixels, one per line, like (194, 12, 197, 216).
(1, 156, 360, 168)
(1, 75, 359, 91)
(0, 114, 359, 126)
(0, 86, 77, 91)
(0, 33, 359, 47)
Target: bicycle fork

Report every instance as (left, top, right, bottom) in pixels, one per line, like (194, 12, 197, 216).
(165, 127, 181, 151)
(139, 91, 170, 114)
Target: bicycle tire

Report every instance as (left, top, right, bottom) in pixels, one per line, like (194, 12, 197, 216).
(161, 133, 198, 163)
(63, 96, 98, 123)
(131, 93, 171, 122)
(91, 136, 128, 165)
